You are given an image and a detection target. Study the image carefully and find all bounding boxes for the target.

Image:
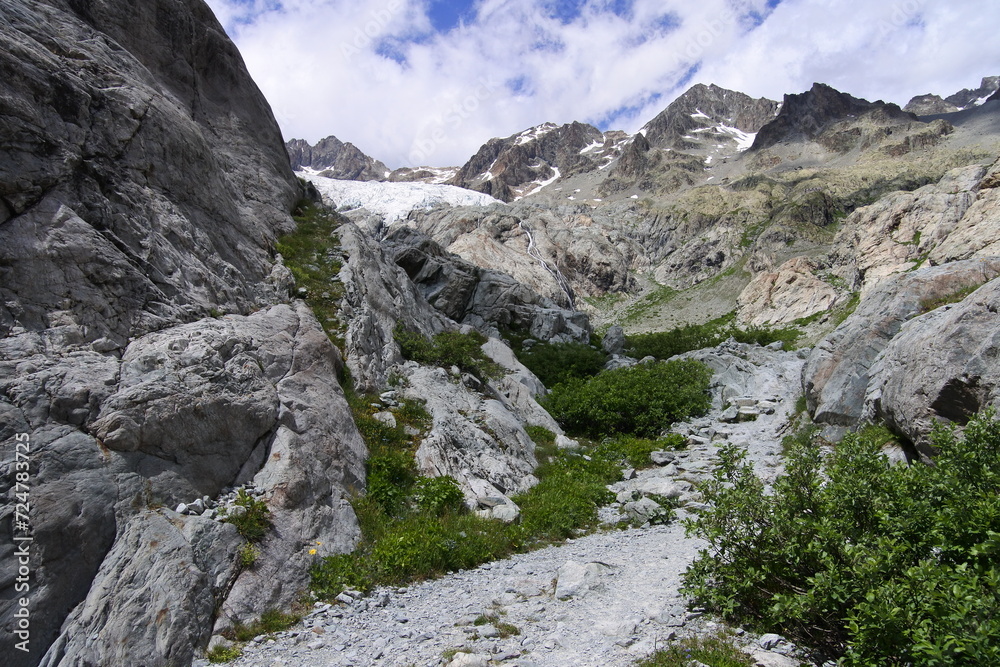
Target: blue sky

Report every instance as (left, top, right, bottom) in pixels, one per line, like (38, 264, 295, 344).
(205, 0, 1000, 168)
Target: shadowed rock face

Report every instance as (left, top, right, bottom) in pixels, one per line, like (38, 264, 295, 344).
(0, 0, 299, 344)
(0, 2, 370, 665)
(752, 83, 917, 151)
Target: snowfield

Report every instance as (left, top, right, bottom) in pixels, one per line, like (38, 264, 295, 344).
(299, 170, 502, 224)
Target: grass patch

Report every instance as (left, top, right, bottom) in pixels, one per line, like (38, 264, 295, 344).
(594, 433, 686, 469)
(223, 609, 301, 642)
(620, 283, 680, 326)
(276, 203, 348, 350)
(206, 645, 243, 663)
(919, 282, 984, 314)
(636, 630, 755, 667)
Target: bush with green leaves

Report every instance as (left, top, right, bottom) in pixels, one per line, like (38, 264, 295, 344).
(682, 413, 1000, 665)
(594, 433, 686, 468)
(516, 341, 606, 388)
(394, 325, 502, 381)
(310, 441, 629, 599)
(225, 489, 271, 542)
(627, 312, 800, 360)
(543, 359, 712, 438)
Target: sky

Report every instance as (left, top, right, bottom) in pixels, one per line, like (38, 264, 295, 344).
(204, 0, 1000, 168)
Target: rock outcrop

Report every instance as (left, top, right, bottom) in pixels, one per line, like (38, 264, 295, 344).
(0, 1, 369, 664)
(387, 226, 591, 343)
(802, 258, 1000, 426)
(335, 223, 559, 508)
(737, 257, 846, 327)
(0, 0, 298, 345)
(286, 135, 390, 181)
(864, 277, 1000, 455)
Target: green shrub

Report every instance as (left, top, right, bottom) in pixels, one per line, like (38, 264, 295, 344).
(225, 489, 271, 542)
(516, 341, 606, 388)
(636, 630, 755, 667)
(543, 359, 712, 438)
(413, 476, 466, 516)
(206, 645, 242, 663)
(627, 312, 801, 360)
(594, 434, 686, 468)
(366, 451, 417, 515)
(682, 412, 1000, 665)
(310, 443, 626, 599)
(394, 325, 502, 381)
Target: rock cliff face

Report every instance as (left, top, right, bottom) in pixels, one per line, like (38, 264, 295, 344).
(0, 1, 368, 665)
(286, 135, 390, 181)
(751, 83, 918, 152)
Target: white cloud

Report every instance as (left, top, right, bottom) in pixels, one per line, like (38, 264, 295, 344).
(204, 0, 1000, 168)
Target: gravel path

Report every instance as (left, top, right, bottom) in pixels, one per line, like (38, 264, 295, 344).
(223, 343, 807, 667)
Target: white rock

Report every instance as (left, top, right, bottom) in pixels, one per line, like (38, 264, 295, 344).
(554, 561, 613, 600)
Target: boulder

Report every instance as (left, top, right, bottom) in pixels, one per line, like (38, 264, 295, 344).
(602, 326, 626, 355)
(864, 276, 1000, 455)
(554, 561, 614, 600)
(803, 258, 1000, 426)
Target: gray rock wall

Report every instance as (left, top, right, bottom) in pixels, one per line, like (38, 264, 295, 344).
(0, 1, 369, 664)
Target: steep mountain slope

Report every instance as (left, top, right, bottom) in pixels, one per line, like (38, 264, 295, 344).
(286, 135, 390, 180)
(905, 75, 1000, 114)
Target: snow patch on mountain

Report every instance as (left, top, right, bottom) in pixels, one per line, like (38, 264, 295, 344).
(300, 171, 502, 224)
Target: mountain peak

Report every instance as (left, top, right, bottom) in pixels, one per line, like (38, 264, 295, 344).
(450, 121, 626, 201)
(751, 82, 916, 151)
(286, 135, 389, 181)
(641, 83, 779, 151)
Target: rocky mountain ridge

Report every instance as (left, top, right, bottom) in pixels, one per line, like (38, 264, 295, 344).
(286, 136, 390, 181)
(904, 75, 1000, 115)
